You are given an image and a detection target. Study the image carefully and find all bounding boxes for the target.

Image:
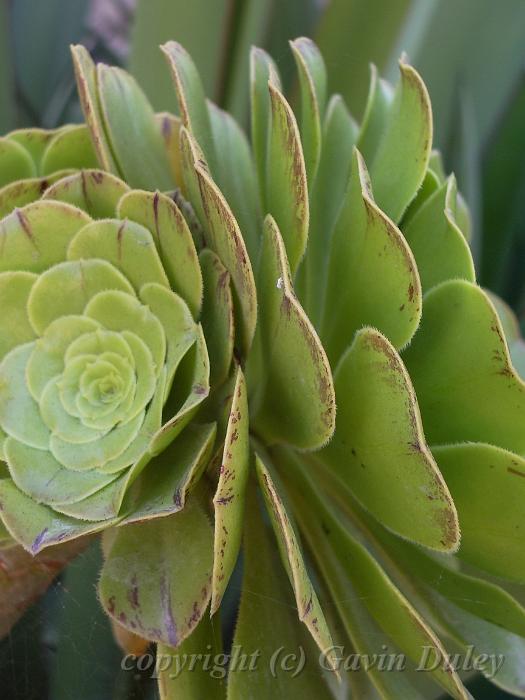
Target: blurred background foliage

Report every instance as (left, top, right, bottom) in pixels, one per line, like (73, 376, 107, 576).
(0, 0, 524, 697)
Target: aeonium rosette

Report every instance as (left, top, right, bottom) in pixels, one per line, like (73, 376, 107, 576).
(0, 172, 214, 552)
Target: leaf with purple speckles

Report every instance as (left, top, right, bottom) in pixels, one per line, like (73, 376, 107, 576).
(99, 495, 213, 648)
(0, 478, 115, 553)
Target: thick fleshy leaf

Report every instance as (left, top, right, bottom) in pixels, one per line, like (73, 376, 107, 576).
(194, 164, 257, 354)
(178, 127, 208, 245)
(402, 176, 475, 291)
(97, 64, 174, 191)
(227, 483, 333, 699)
(0, 136, 35, 186)
(250, 46, 281, 206)
(0, 271, 37, 359)
(369, 59, 432, 222)
(0, 172, 71, 218)
(157, 112, 183, 186)
(71, 45, 118, 173)
(139, 283, 197, 396)
(290, 37, 326, 183)
(158, 611, 225, 699)
(0, 478, 117, 553)
(322, 149, 421, 364)
(401, 167, 442, 227)
(255, 454, 338, 673)
(199, 249, 234, 387)
(0, 536, 89, 639)
(67, 218, 170, 292)
(211, 367, 249, 613)
(208, 102, 261, 264)
(402, 280, 525, 453)
(488, 290, 522, 343)
(85, 290, 165, 373)
(40, 125, 98, 175)
(4, 438, 117, 506)
(120, 423, 216, 525)
(43, 169, 130, 219)
(370, 518, 525, 639)
(117, 189, 202, 317)
(428, 592, 525, 697)
(7, 129, 54, 170)
(282, 452, 470, 700)
(149, 326, 210, 455)
(300, 94, 357, 325)
(357, 64, 393, 164)
(0, 343, 49, 449)
(433, 443, 525, 582)
(99, 497, 213, 647)
(27, 259, 135, 335)
(251, 216, 335, 450)
(266, 81, 309, 276)
(0, 200, 91, 274)
(50, 411, 145, 472)
(26, 315, 100, 401)
(161, 41, 216, 172)
(52, 370, 166, 519)
(321, 328, 459, 551)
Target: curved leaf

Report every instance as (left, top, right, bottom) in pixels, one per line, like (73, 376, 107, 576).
(321, 327, 459, 551)
(251, 216, 335, 450)
(402, 280, 525, 453)
(267, 81, 309, 276)
(369, 59, 432, 222)
(402, 176, 475, 291)
(290, 37, 326, 183)
(433, 442, 525, 582)
(255, 453, 338, 673)
(211, 367, 249, 613)
(322, 148, 422, 364)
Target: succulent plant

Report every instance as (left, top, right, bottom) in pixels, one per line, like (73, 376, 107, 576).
(1, 36, 525, 700)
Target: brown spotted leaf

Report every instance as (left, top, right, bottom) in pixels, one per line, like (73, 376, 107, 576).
(320, 327, 460, 551)
(211, 367, 249, 613)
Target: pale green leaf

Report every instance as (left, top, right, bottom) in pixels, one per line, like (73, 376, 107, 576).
(322, 149, 421, 364)
(251, 216, 335, 450)
(402, 176, 475, 291)
(321, 327, 459, 551)
(369, 59, 432, 222)
(199, 249, 234, 388)
(433, 442, 525, 583)
(402, 280, 525, 453)
(290, 37, 326, 184)
(194, 164, 257, 355)
(267, 81, 309, 276)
